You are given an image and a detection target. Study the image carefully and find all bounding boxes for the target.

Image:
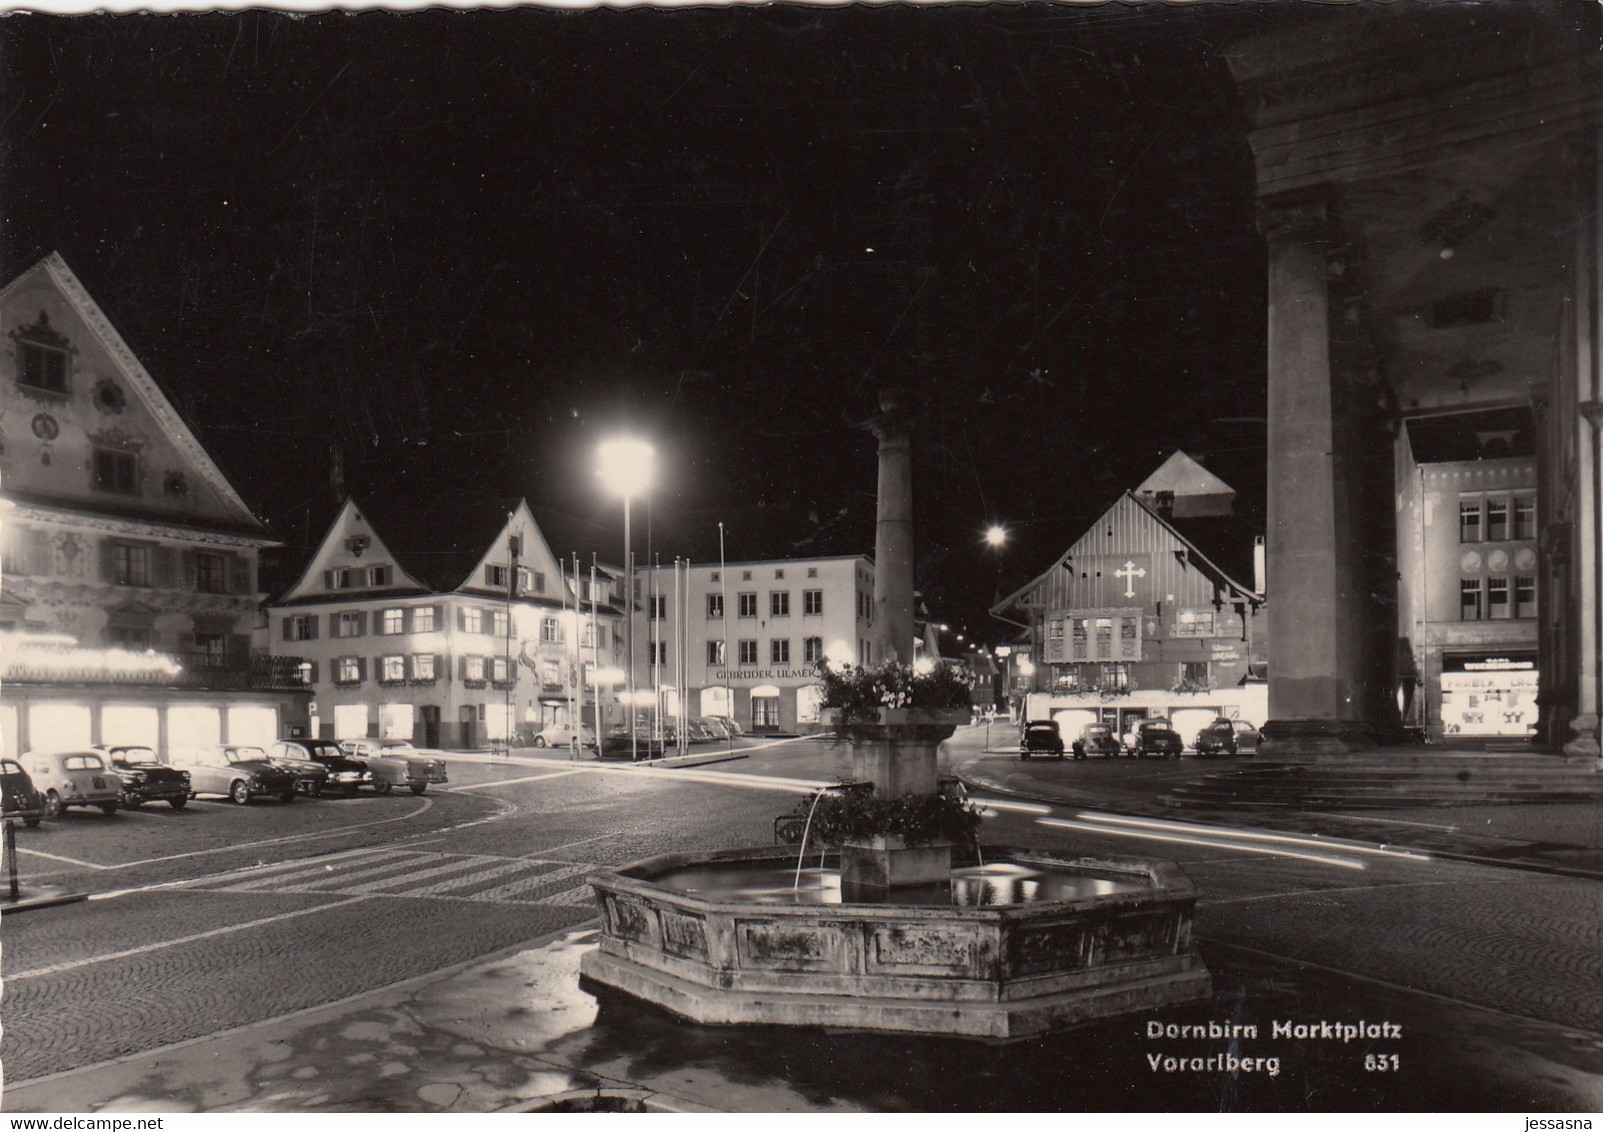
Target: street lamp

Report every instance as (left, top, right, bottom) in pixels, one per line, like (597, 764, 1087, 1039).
(597, 436, 656, 762)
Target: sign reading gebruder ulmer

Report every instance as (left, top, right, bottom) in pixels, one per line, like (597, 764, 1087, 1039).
(712, 670, 818, 682)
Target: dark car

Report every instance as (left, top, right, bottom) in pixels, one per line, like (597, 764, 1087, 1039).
(94, 745, 192, 810)
(1020, 721, 1065, 759)
(1230, 720, 1261, 754)
(1193, 719, 1240, 757)
(1127, 719, 1183, 760)
(170, 746, 298, 805)
(1071, 723, 1122, 760)
(234, 744, 329, 796)
(270, 739, 374, 796)
(1, 759, 45, 827)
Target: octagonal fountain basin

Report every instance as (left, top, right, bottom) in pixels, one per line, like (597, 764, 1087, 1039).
(579, 845, 1211, 1041)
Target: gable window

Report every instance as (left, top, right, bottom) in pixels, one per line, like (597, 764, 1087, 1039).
(381, 608, 405, 635)
(336, 612, 366, 638)
(803, 590, 823, 615)
(771, 638, 791, 664)
(92, 448, 138, 495)
(738, 639, 758, 665)
(707, 593, 724, 619)
(707, 640, 725, 665)
(412, 606, 437, 633)
(366, 565, 390, 587)
(738, 592, 757, 618)
(13, 315, 71, 394)
(462, 607, 483, 634)
(771, 591, 790, 617)
(486, 564, 509, 589)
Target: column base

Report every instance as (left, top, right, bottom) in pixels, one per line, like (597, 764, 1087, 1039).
(1562, 714, 1601, 760)
(1258, 718, 1377, 757)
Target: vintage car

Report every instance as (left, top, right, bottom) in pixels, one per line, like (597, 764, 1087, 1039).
(1020, 720, 1066, 759)
(529, 723, 597, 750)
(1, 759, 46, 827)
(1124, 718, 1184, 759)
(220, 744, 330, 796)
(26, 750, 123, 817)
(1193, 718, 1242, 757)
(1229, 719, 1262, 753)
(92, 745, 192, 810)
(270, 739, 373, 796)
(339, 739, 449, 795)
(171, 746, 297, 805)
(1071, 723, 1123, 760)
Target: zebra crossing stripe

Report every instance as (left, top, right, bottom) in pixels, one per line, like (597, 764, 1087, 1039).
(539, 885, 598, 907)
(334, 856, 507, 894)
(186, 847, 391, 890)
(223, 850, 427, 891)
(466, 863, 593, 903)
(409, 858, 540, 896)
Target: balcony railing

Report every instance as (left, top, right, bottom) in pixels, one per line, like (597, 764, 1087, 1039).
(1, 647, 310, 693)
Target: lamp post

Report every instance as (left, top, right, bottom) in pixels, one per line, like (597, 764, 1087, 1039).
(597, 436, 656, 763)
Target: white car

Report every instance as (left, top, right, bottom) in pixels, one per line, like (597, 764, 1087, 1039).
(530, 723, 597, 749)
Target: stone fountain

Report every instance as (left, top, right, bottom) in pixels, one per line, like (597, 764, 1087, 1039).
(579, 390, 1211, 1039)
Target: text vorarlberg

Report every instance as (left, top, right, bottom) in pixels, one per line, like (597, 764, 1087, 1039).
(1144, 1018, 1404, 1078)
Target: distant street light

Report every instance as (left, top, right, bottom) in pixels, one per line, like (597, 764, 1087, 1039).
(985, 524, 1007, 548)
(598, 436, 656, 761)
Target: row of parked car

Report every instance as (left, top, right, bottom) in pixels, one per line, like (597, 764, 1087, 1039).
(530, 714, 746, 755)
(0, 738, 450, 826)
(1020, 717, 1262, 761)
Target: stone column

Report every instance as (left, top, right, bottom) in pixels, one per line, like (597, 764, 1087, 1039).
(1566, 135, 1602, 759)
(1259, 194, 1368, 752)
(869, 389, 915, 666)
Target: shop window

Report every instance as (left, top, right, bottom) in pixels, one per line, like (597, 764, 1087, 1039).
(107, 625, 152, 650)
(92, 448, 138, 495)
(1487, 576, 1510, 619)
(1485, 500, 1509, 542)
(738, 592, 757, 618)
(1460, 579, 1483, 621)
(1514, 497, 1536, 541)
(1460, 501, 1482, 543)
(707, 593, 724, 619)
(1515, 576, 1538, 619)
(738, 639, 757, 665)
(771, 638, 790, 664)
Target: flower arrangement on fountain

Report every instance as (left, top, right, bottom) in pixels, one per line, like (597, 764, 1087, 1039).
(785, 784, 982, 850)
(814, 659, 976, 734)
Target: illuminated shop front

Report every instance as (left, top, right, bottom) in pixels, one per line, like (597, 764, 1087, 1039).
(1437, 653, 1539, 740)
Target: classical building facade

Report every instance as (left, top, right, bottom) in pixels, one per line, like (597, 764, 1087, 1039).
(1227, 6, 1602, 753)
(993, 453, 1267, 741)
(1396, 414, 1540, 741)
(633, 554, 876, 734)
(268, 497, 625, 749)
(0, 253, 304, 757)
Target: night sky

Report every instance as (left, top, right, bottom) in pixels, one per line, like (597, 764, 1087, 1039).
(1, 5, 1279, 640)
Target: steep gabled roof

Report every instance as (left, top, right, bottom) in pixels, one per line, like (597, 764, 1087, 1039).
(355, 490, 525, 594)
(1135, 450, 1237, 502)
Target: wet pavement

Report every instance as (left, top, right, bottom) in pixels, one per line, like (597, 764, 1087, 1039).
(9, 922, 1603, 1113)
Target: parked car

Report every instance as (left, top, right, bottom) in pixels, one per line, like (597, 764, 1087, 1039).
(1193, 718, 1241, 757)
(706, 715, 743, 737)
(339, 739, 448, 795)
(1124, 718, 1183, 759)
(1020, 721, 1066, 759)
(93, 745, 192, 810)
(269, 739, 373, 796)
(682, 718, 715, 742)
(1, 759, 46, 827)
(699, 717, 733, 740)
(223, 744, 329, 796)
(27, 750, 123, 817)
(171, 746, 297, 805)
(530, 723, 597, 750)
(1229, 719, 1261, 753)
(1071, 723, 1122, 760)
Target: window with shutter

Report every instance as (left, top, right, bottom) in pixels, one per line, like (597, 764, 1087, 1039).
(229, 555, 251, 594)
(155, 547, 179, 588)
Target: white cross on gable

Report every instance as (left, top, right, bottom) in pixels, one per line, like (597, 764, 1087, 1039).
(1114, 560, 1146, 599)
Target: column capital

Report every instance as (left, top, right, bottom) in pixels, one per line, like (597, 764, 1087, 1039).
(1257, 192, 1330, 243)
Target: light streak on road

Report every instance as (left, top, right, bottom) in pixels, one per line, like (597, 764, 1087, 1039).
(1036, 816, 1368, 870)
(1070, 811, 1430, 861)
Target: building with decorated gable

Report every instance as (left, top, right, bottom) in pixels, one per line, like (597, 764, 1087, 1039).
(991, 452, 1268, 744)
(0, 253, 304, 757)
(267, 494, 626, 749)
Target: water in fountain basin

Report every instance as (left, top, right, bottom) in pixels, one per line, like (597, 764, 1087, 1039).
(654, 859, 1149, 907)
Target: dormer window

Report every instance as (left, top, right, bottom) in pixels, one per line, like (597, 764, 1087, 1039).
(12, 312, 72, 396)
